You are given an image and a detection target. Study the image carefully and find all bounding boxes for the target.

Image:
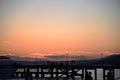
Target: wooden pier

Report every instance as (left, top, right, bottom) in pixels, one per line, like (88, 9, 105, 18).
(7, 60, 120, 80)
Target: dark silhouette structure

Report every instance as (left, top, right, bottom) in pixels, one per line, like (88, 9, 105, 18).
(85, 71, 89, 80)
(25, 68, 33, 80)
(88, 72, 93, 80)
(85, 71, 93, 80)
(107, 69, 114, 80)
(0, 54, 120, 80)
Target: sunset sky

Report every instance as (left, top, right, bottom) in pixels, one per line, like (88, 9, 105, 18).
(0, 0, 120, 58)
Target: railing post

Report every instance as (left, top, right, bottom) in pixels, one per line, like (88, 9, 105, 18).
(103, 68, 105, 80)
(82, 68, 84, 80)
(95, 68, 97, 80)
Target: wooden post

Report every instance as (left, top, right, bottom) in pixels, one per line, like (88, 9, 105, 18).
(71, 69, 75, 80)
(82, 68, 84, 80)
(36, 67, 39, 78)
(23, 67, 25, 77)
(66, 68, 69, 79)
(85, 68, 87, 80)
(41, 68, 44, 78)
(112, 68, 115, 80)
(50, 68, 53, 78)
(16, 73, 19, 78)
(21, 73, 24, 78)
(103, 68, 105, 80)
(56, 68, 59, 78)
(95, 68, 97, 80)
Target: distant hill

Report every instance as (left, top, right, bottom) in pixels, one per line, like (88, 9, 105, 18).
(0, 54, 120, 62)
(10, 56, 47, 61)
(102, 54, 120, 65)
(10, 55, 88, 61)
(0, 56, 10, 59)
(103, 54, 120, 60)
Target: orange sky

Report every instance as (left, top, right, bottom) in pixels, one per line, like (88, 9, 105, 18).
(0, 0, 120, 58)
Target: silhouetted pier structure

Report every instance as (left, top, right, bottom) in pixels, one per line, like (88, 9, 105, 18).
(0, 59, 120, 80)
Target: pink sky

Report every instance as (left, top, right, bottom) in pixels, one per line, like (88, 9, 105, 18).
(0, 0, 120, 58)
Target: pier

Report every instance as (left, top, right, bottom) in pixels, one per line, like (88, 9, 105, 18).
(0, 58, 120, 80)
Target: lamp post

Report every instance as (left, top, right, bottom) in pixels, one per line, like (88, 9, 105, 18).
(35, 53, 38, 65)
(66, 51, 68, 65)
(8, 53, 11, 64)
(101, 52, 103, 66)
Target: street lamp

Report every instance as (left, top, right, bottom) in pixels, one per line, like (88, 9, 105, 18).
(8, 53, 11, 63)
(66, 51, 69, 65)
(35, 53, 38, 65)
(101, 52, 103, 66)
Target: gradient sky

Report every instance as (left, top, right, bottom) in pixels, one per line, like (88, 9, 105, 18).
(0, 0, 120, 58)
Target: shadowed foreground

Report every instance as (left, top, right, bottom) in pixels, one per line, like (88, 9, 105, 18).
(0, 55, 120, 80)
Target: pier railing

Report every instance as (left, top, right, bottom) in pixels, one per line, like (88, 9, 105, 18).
(0, 60, 120, 80)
